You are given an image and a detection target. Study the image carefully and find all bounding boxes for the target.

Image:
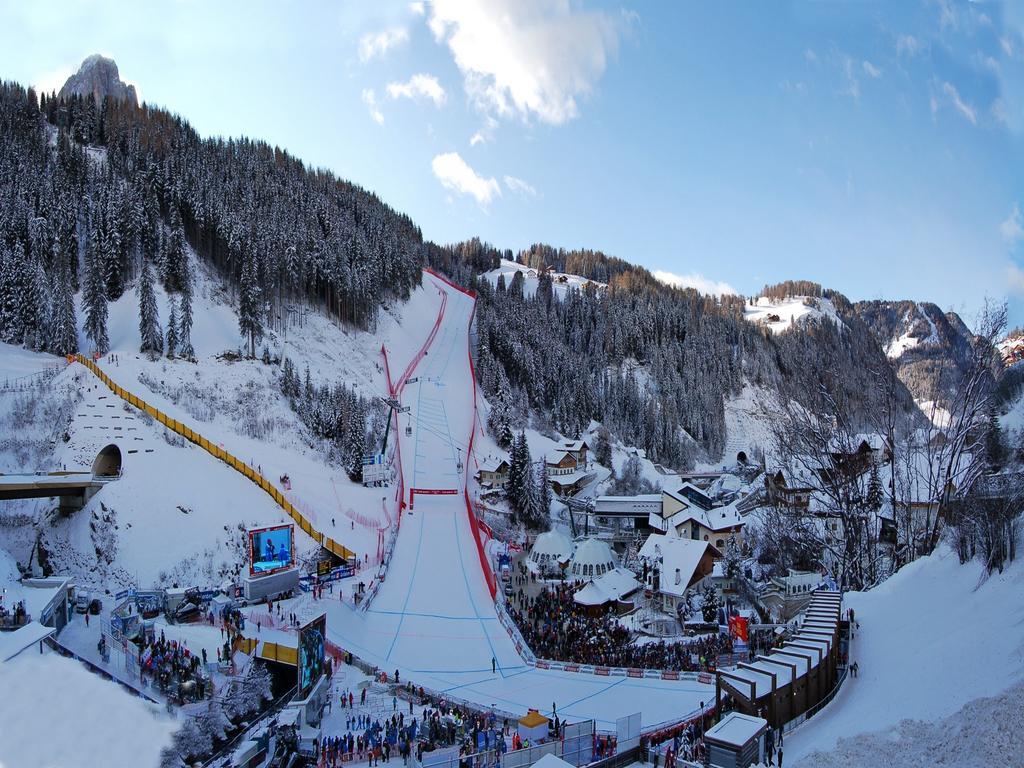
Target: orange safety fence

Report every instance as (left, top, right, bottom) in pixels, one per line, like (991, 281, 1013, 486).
(72, 354, 355, 560)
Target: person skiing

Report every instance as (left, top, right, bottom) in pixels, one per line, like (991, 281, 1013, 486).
(492, 656, 496, 674)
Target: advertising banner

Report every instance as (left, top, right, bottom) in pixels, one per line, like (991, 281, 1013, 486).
(729, 615, 749, 644)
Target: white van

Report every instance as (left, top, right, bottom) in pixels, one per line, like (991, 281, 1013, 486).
(75, 590, 91, 614)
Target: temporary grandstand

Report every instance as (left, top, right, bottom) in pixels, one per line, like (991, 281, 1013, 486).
(715, 590, 845, 729)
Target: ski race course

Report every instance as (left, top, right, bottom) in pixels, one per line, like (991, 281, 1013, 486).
(321, 271, 715, 731)
(62, 268, 714, 732)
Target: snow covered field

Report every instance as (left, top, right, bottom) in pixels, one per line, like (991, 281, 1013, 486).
(743, 295, 842, 334)
(483, 259, 605, 301)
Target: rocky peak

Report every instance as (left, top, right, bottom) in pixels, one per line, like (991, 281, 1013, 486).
(58, 54, 138, 106)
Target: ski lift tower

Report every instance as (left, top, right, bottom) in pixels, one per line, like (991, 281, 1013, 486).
(363, 396, 409, 487)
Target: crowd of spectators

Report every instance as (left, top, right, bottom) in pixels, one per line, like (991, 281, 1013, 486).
(507, 583, 734, 672)
(139, 629, 209, 701)
(322, 686, 511, 768)
(0, 597, 27, 628)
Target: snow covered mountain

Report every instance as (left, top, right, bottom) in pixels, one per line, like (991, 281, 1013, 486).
(57, 54, 138, 105)
(855, 299, 976, 404)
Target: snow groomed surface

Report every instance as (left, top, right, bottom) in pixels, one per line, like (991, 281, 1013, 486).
(324, 271, 714, 732)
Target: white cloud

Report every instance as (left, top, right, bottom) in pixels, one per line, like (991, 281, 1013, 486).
(896, 34, 922, 57)
(426, 0, 623, 125)
(34, 64, 74, 95)
(1002, 203, 1023, 245)
(431, 152, 501, 206)
(805, 49, 818, 63)
(469, 115, 498, 147)
(1007, 264, 1024, 294)
(840, 55, 860, 99)
(359, 27, 409, 63)
(503, 175, 536, 197)
(1000, 36, 1014, 57)
(386, 74, 447, 106)
(975, 51, 1000, 73)
(653, 270, 737, 297)
(409, 1, 425, 16)
(937, 0, 958, 30)
(936, 80, 978, 124)
(862, 61, 882, 79)
(361, 89, 384, 125)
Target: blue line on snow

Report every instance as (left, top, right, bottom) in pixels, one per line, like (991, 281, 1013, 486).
(561, 677, 627, 710)
(441, 667, 533, 694)
(384, 506, 427, 661)
(368, 608, 498, 621)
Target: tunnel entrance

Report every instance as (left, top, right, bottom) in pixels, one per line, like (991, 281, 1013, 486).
(92, 444, 122, 478)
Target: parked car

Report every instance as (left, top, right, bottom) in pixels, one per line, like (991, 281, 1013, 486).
(88, 598, 103, 615)
(75, 591, 91, 614)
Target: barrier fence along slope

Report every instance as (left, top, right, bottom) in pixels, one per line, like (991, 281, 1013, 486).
(72, 354, 355, 560)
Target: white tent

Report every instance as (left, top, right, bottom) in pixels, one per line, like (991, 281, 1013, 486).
(529, 530, 574, 570)
(532, 754, 574, 768)
(567, 538, 617, 579)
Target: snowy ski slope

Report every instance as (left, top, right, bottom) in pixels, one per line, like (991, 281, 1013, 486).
(322, 272, 713, 731)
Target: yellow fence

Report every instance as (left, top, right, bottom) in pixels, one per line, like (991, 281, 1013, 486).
(257, 640, 298, 666)
(73, 354, 355, 560)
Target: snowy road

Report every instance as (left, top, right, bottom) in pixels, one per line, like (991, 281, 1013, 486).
(324, 273, 713, 731)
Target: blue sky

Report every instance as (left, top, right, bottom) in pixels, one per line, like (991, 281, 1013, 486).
(2, 0, 1022, 326)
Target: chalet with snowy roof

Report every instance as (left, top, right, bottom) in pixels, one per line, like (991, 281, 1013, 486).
(765, 471, 812, 510)
(560, 438, 590, 466)
(476, 457, 510, 489)
(638, 534, 720, 614)
(664, 482, 715, 512)
(818, 435, 891, 485)
(649, 483, 746, 550)
(545, 448, 592, 497)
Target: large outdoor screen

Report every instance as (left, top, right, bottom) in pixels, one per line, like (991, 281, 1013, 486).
(297, 613, 326, 700)
(248, 524, 294, 577)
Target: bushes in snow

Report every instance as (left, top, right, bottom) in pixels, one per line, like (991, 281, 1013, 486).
(280, 357, 384, 481)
